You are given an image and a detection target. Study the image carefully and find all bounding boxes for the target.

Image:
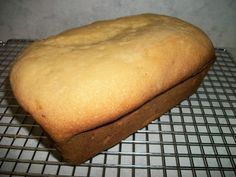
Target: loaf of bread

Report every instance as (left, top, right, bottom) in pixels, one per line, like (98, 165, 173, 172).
(10, 14, 215, 164)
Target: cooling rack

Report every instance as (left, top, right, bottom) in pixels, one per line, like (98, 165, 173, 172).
(0, 39, 236, 177)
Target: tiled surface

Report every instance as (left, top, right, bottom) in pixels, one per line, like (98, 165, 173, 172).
(0, 40, 236, 177)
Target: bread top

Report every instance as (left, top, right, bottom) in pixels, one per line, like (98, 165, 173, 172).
(10, 14, 215, 143)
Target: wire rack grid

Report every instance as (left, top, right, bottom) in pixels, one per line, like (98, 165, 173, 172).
(0, 39, 236, 177)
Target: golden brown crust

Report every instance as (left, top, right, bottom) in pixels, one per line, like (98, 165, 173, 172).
(57, 61, 213, 164)
(10, 14, 215, 143)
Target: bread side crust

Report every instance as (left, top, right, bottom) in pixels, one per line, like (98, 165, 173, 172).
(57, 60, 214, 164)
(10, 14, 215, 143)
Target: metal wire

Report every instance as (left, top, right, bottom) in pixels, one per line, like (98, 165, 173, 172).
(0, 40, 235, 177)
